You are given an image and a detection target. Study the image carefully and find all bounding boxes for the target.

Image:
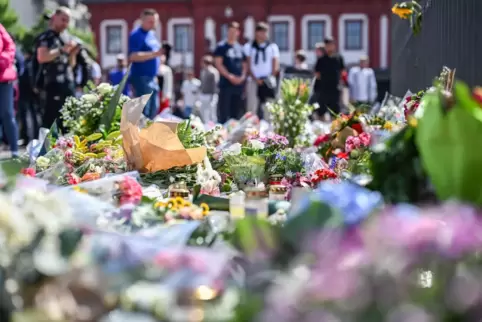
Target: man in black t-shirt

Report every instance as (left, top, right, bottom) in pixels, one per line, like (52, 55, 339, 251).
(313, 37, 345, 117)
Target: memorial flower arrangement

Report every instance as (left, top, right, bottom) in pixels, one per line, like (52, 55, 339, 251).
(60, 82, 130, 136)
(267, 79, 315, 147)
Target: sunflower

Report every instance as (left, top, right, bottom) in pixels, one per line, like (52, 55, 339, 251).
(200, 203, 210, 216)
(174, 197, 186, 208)
(166, 199, 177, 210)
(392, 4, 413, 19)
(154, 201, 166, 208)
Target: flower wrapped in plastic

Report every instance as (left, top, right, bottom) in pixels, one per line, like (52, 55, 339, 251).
(416, 81, 482, 205)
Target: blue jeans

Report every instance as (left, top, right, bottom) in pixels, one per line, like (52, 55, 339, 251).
(0, 82, 18, 154)
(184, 106, 193, 118)
(130, 76, 159, 119)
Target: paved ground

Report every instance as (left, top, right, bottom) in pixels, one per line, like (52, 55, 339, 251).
(0, 147, 27, 160)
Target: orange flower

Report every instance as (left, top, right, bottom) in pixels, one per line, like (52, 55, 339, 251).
(392, 4, 413, 19)
(81, 172, 101, 182)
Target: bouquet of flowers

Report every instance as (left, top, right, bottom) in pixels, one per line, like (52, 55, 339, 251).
(61, 82, 130, 136)
(344, 132, 372, 175)
(392, 0, 423, 35)
(266, 79, 315, 147)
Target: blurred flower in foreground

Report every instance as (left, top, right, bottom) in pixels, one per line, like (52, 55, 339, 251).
(314, 181, 383, 225)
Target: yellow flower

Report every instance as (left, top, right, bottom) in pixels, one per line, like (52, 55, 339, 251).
(73, 186, 87, 194)
(383, 121, 393, 130)
(200, 203, 210, 216)
(154, 201, 166, 208)
(166, 200, 177, 210)
(183, 201, 192, 207)
(392, 4, 413, 19)
(407, 116, 418, 128)
(174, 197, 186, 207)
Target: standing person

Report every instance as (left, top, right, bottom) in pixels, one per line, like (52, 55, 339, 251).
(244, 22, 280, 119)
(128, 8, 162, 119)
(0, 24, 19, 157)
(18, 51, 39, 145)
(313, 37, 345, 118)
(157, 54, 173, 115)
(348, 55, 378, 107)
(91, 59, 102, 85)
(180, 70, 201, 118)
(109, 54, 130, 96)
(199, 55, 219, 123)
(36, 7, 81, 131)
(214, 21, 247, 123)
(294, 50, 309, 70)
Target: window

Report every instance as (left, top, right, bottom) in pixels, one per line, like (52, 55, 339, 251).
(345, 20, 363, 50)
(307, 21, 325, 50)
(221, 23, 228, 40)
(106, 25, 122, 54)
(173, 24, 192, 52)
(270, 22, 289, 51)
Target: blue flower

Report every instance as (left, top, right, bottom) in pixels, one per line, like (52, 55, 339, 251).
(314, 181, 383, 225)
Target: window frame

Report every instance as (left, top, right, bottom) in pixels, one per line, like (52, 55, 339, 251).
(344, 19, 363, 51)
(105, 25, 123, 55)
(173, 23, 192, 52)
(270, 21, 290, 51)
(306, 21, 326, 50)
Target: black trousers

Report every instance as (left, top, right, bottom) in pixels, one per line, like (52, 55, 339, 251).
(18, 95, 40, 142)
(218, 86, 243, 123)
(257, 81, 275, 120)
(314, 89, 341, 117)
(42, 83, 74, 132)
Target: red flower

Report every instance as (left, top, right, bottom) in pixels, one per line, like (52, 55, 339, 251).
(66, 173, 81, 185)
(336, 152, 349, 159)
(351, 122, 364, 134)
(20, 168, 35, 177)
(405, 96, 412, 102)
(314, 134, 331, 147)
(311, 168, 338, 186)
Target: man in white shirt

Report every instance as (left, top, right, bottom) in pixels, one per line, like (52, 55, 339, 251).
(348, 55, 377, 106)
(244, 22, 280, 119)
(180, 70, 201, 118)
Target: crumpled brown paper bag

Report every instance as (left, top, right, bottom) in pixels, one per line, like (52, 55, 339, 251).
(121, 94, 207, 172)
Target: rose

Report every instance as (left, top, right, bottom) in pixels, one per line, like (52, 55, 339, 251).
(352, 137, 361, 147)
(345, 142, 355, 153)
(314, 134, 331, 147)
(359, 132, 371, 146)
(97, 83, 113, 95)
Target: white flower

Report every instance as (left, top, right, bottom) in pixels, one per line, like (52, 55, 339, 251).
(81, 93, 98, 104)
(225, 143, 242, 155)
(36, 156, 50, 168)
(97, 83, 113, 95)
(313, 103, 320, 110)
(250, 139, 265, 150)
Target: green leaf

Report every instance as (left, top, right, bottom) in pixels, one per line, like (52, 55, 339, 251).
(58, 228, 83, 258)
(282, 202, 341, 249)
(100, 64, 130, 133)
(230, 216, 278, 258)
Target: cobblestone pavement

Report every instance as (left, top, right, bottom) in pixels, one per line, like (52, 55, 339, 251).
(0, 147, 27, 160)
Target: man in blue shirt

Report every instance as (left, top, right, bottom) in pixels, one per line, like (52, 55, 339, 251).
(214, 21, 247, 123)
(128, 8, 162, 119)
(108, 54, 130, 96)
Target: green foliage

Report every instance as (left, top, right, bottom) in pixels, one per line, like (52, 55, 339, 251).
(0, 0, 25, 39)
(100, 66, 130, 133)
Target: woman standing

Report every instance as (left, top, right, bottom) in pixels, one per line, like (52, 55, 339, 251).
(0, 24, 18, 157)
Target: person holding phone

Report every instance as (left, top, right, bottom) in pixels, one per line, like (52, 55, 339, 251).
(36, 7, 80, 130)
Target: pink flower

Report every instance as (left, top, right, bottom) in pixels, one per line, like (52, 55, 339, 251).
(118, 176, 143, 205)
(345, 142, 355, 153)
(352, 137, 361, 147)
(359, 132, 371, 146)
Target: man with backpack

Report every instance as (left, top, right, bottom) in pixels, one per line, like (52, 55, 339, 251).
(244, 22, 280, 119)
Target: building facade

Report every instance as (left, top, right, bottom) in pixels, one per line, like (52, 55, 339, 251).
(84, 0, 390, 73)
